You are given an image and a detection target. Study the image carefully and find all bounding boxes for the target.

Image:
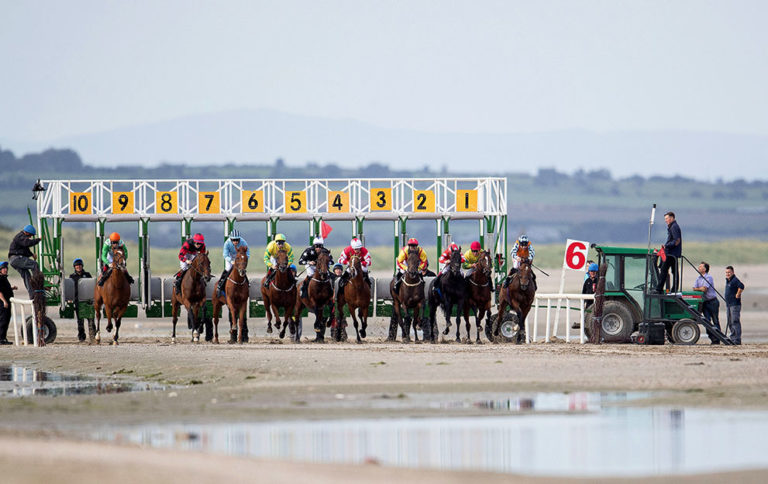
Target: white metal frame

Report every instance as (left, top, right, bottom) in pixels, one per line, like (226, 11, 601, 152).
(530, 293, 595, 344)
(10, 297, 39, 347)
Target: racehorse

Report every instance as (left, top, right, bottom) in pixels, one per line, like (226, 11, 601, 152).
(492, 259, 536, 343)
(171, 251, 212, 343)
(388, 247, 425, 343)
(296, 249, 334, 343)
(224, 245, 249, 344)
(336, 254, 371, 344)
(261, 249, 298, 341)
(93, 247, 131, 345)
(462, 250, 493, 344)
(428, 249, 466, 343)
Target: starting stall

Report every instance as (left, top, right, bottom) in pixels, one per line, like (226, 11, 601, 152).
(32, 177, 508, 320)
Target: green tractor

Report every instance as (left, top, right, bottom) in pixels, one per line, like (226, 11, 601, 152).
(586, 245, 732, 345)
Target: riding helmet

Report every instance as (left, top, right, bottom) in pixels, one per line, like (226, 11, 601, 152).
(470, 241, 482, 251)
(229, 229, 241, 240)
(519, 235, 529, 244)
(274, 234, 286, 242)
(0, 261, 8, 270)
(23, 224, 36, 235)
(449, 243, 459, 251)
(351, 238, 363, 250)
(333, 263, 343, 270)
(109, 232, 121, 242)
(588, 262, 599, 272)
(73, 258, 84, 267)
(313, 237, 324, 246)
(407, 238, 418, 246)
(193, 233, 205, 243)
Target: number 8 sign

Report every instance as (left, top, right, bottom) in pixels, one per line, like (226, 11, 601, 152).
(564, 239, 590, 271)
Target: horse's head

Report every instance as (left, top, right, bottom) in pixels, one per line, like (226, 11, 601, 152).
(316, 249, 330, 280)
(112, 248, 127, 271)
(348, 254, 361, 278)
(276, 249, 289, 272)
(449, 247, 462, 275)
(406, 247, 421, 277)
(477, 250, 492, 276)
(192, 251, 212, 281)
(235, 245, 248, 277)
(517, 260, 532, 291)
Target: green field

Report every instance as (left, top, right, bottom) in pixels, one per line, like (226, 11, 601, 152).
(2, 227, 765, 276)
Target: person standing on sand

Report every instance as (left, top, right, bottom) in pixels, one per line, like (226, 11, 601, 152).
(724, 265, 745, 345)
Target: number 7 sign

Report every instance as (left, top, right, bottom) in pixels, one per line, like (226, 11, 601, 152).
(564, 239, 590, 271)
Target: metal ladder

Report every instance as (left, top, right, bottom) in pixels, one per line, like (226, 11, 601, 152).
(667, 294, 734, 345)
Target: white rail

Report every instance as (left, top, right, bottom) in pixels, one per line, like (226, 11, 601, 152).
(9, 297, 39, 347)
(531, 293, 595, 344)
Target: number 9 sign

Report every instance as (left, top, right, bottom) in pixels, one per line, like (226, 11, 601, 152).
(564, 239, 590, 271)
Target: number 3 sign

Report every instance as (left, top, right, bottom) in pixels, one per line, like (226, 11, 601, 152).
(563, 239, 590, 271)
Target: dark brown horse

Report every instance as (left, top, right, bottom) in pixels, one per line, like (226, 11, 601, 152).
(337, 254, 371, 343)
(171, 251, 212, 343)
(224, 245, 249, 344)
(296, 249, 334, 343)
(463, 249, 493, 344)
(493, 259, 536, 343)
(261, 249, 298, 341)
(93, 248, 131, 345)
(431, 248, 467, 343)
(389, 247, 425, 343)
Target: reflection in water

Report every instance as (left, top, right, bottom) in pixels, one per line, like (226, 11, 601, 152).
(91, 393, 768, 477)
(0, 365, 167, 397)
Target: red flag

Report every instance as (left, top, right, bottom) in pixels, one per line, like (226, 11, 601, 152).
(658, 245, 666, 262)
(321, 220, 333, 239)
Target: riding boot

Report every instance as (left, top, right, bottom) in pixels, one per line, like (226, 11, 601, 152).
(301, 277, 310, 299)
(98, 268, 112, 286)
(364, 273, 372, 287)
(394, 272, 403, 293)
(126, 272, 134, 284)
(263, 268, 274, 288)
(338, 272, 348, 290)
(532, 271, 538, 291)
(174, 270, 186, 294)
(217, 269, 229, 294)
(503, 268, 517, 288)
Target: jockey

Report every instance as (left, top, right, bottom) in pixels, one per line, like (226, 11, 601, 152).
(217, 229, 250, 294)
(98, 232, 134, 287)
(262, 234, 294, 287)
(393, 238, 428, 293)
(298, 237, 333, 299)
(434, 242, 464, 292)
(503, 234, 536, 288)
(337, 237, 372, 289)
(463, 241, 494, 291)
(175, 233, 206, 293)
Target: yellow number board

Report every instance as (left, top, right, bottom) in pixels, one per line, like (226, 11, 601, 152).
(370, 188, 391, 211)
(456, 189, 478, 212)
(70, 192, 92, 215)
(112, 192, 134, 214)
(156, 191, 178, 214)
(285, 191, 307, 213)
(198, 191, 220, 214)
(328, 191, 349, 213)
(413, 190, 435, 212)
(242, 190, 264, 213)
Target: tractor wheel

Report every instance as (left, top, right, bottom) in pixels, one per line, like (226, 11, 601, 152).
(672, 319, 700, 345)
(499, 312, 520, 343)
(585, 301, 634, 343)
(25, 316, 57, 344)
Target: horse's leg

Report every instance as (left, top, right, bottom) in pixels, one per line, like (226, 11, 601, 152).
(401, 305, 411, 344)
(292, 302, 302, 343)
(112, 306, 127, 345)
(171, 298, 179, 343)
(93, 297, 102, 344)
(227, 300, 240, 344)
(238, 301, 248, 344)
(263, 294, 274, 335)
(350, 306, 361, 343)
(313, 304, 325, 343)
(478, 301, 490, 344)
(104, 304, 114, 333)
(191, 302, 201, 343)
(360, 306, 369, 340)
(387, 299, 401, 342)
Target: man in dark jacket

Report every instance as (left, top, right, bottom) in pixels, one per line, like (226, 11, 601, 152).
(655, 211, 682, 293)
(69, 258, 93, 342)
(724, 265, 745, 345)
(0, 261, 17, 344)
(8, 224, 41, 298)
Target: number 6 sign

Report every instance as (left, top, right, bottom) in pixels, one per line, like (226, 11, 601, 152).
(564, 239, 590, 271)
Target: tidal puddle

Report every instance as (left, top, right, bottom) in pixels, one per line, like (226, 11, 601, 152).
(88, 391, 768, 477)
(0, 365, 168, 397)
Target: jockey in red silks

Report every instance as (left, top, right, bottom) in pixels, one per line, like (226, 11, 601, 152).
(175, 233, 207, 293)
(337, 237, 372, 289)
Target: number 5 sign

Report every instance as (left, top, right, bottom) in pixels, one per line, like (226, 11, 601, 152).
(564, 239, 590, 271)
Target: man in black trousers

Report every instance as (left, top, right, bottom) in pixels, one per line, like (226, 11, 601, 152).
(656, 211, 682, 293)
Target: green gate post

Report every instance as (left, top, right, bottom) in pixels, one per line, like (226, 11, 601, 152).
(267, 217, 278, 244)
(181, 218, 192, 245)
(96, 218, 106, 273)
(138, 218, 150, 310)
(356, 217, 364, 243)
(226, 218, 236, 241)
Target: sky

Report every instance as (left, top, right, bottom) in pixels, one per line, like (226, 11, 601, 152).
(2, 1, 768, 152)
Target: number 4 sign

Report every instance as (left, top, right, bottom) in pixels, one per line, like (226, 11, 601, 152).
(564, 239, 590, 271)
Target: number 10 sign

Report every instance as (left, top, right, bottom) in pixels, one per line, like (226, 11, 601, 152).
(563, 239, 590, 271)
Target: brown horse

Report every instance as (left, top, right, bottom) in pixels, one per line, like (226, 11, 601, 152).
(463, 250, 493, 344)
(261, 249, 298, 341)
(171, 251, 212, 343)
(493, 259, 536, 343)
(296, 249, 334, 343)
(224, 245, 249, 344)
(337, 254, 371, 344)
(93, 248, 131, 345)
(389, 247, 425, 343)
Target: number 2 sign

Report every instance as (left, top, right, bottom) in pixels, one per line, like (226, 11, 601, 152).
(563, 239, 590, 271)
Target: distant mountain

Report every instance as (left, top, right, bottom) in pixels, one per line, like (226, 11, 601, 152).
(8, 109, 768, 180)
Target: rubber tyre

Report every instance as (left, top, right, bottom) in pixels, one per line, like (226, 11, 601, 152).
(25, 316, 57, 344)
(585, 301, 635, 343)
(672, 319, 700, 345)
(499, 312, 519, 343)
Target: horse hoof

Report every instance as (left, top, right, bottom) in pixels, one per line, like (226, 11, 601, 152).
(360, 329, 367, 339)
(442, 329, 450, 336)
(384, 337, 396, 343)
(112, 340, 119, 346)
(106, 324, 113, 333)
(267, 326, 273, 334)
(171, 337, 177, 344)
